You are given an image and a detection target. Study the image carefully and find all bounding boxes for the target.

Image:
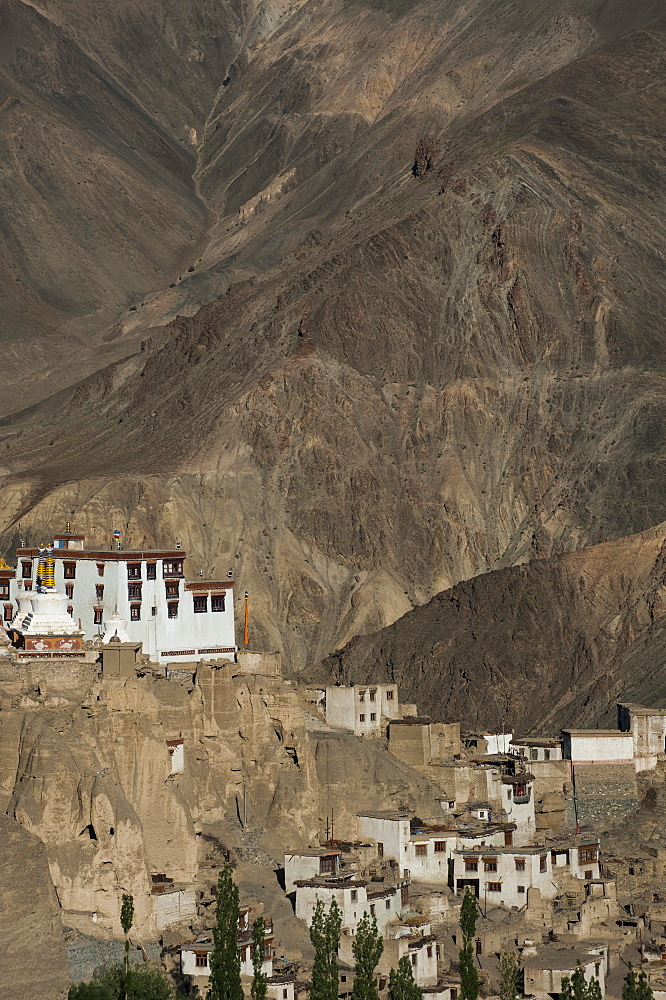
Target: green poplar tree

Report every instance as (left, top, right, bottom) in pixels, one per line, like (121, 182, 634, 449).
(560, 964, 603, 1000)
(310, 898, 342, 1000)
(498, 952, 522, 1000)
(458, 889, 479, 1000)
(388, 956, 422, 1000)
(623, 964, 653, 1000)
(252, 916, 268, 1000)
(351, 912, 383, 1000)
(120, 893, 134, 999)
(208, 865, 244, 1000)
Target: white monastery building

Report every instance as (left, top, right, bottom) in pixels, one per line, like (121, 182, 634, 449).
(7, 529, 236, 664)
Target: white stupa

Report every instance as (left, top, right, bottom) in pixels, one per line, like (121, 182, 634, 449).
(101, 610, 131, 644)
(10, 546, 84, 654)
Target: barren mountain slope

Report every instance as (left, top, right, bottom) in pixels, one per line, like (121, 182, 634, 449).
(0, 3, 664, 672)
(304, 522, 666, 732)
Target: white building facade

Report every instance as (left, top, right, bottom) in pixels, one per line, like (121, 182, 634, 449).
(8, 532, 236, 664)
(326, 685, 401, 735)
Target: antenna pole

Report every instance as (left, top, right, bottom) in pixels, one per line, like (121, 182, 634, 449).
(244, 592, 249, 647)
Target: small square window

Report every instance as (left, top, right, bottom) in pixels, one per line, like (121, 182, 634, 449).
(195, 953, 208, 968)
(515, 859, 526, 871)
(585, 870, 593, 880)
(130, 603, 141, 621)
(370, 713, 376, 721)
(465, 860, 478, 872)
(386, 690, 393, 700)
(63, 562, 76, 579)
(0, 583, 8, 601)
(93, 607, 103, 625)
(487, 882, 501, 892)
(21, 561, 32, 579)
(128, 582, 142, 600)
(127, 563, 141, 580)
(165, 580, 179, 598)
(211, 593, 226, 612)
(358, 691, 365, 702)
(359, 714, 365, 722)
(517, 885, 525, 894)
(193, 595, 208, 613)
(415, 844, 427, 857)
(434, 841, 446, 853)
(146, 562, 156, 580)
(484, 860, 497, 872)
(168, 601, 179, 619)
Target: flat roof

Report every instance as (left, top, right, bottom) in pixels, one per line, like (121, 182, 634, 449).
(285, 848, 342, 857)
(511, 738, 562, 747)
(357, 811, 409, 820)
(16, 548, 184, 561)
(389, 717, 433, 726)
(561, 729, 628, 736)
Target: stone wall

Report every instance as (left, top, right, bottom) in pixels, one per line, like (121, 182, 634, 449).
(571, 762, 639, 828)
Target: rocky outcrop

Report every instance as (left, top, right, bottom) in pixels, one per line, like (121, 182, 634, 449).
(0, 813, 69, 1000)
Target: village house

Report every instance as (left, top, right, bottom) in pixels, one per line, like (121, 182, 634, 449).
(522, 943, 607, 1000)
(324, 684, 410, 735)
(452, 837, 601, 907)
(618, 704, 666, 771)
(510, 737, 563, 762)
(422, 978, 460, 1000)
(561, 730, 634, 763)
(337, 915, 438, 987)
(178, 908, 274, 990)
(284, 848, 342, 894)
(7, 529, 236, 664)
(293, 872, 409, 935)
(387, 718, 462, 768)
(150, 873, 196, 930)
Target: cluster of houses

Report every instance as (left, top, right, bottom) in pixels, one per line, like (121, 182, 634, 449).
(4, 530, 666, 999)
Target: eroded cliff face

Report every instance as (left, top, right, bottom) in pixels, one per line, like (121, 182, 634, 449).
(0, 659, 446, 941)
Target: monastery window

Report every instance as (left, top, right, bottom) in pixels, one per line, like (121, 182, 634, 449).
(358, 691, 365, 702)
(127, 563, 141, 580)
(359, 714, 365, 722)
(504, 831, 513, 847)
(63, 561, 76, 579)
(163, 559, 184, 578)
(483, 859, 497, 872)
(530, 749, 538, 760)
(146, 562, 156, 580)
(320, 855, 336, 874)
(386, 690, 394, 700)
(386, 900, 391, 909)
(370, 904, 375, 916)
(67, 605, 74, 616)
(434, 841, 447, 853)
(517, 885, 525, 894)
(465, 859, 478, 872)
(4, 603, 13, 621)
(168, 601, 179, 619)
(351, 890, 358, 902)
(65, 584, 74, 599)
(0, 582, 8, 601)
(93, 608, 103, 625)
(263, 943, 271, 959)
(341, 977, 347, 984)
(128, 582, 142, 600)
(165, 580, 179, 598)
(151, 606, 157, 617)
(370, 713, 376, 722)
(130, 604, 141, 621)
(448, 800, 455, 809)
(195, 953, 208, 968)
(212, 593, 226, 612)
(96, 584, 104, 601)
(21, 560, 32, 579)
(514, 783, 526, 797)
(415, 844, 427, 857)
(540, 854, 547, 873)
(401, 885, 409, 905)
(578, 846, 598, 864)
(369, 690, 376, 702)
(487, 882, 501, 893)
(544, 749, 551, 761)
(515, 859, 525, 871)
(193, 595, 208, 613)
(96, 563, 105, 577)
(585, 870, 593, 880)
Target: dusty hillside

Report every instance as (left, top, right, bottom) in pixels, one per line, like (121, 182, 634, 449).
(304, 522, 666, 732)
(0, 1, 664, 671)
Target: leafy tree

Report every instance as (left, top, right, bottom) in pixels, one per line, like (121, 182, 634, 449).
(208, 865, 244, 1000)
(310, 898, 342, 1000)
(458, 890, 479, 1000)
(120, 894, 135, 998)
(498, 952, 522, 1000)
(251, 916, 268, 1000)
(351, 912, 383, 1000)
(68, 964, 176, 1000)
(388, 956, 422, 1000)
(560, 964, 602, 1000)
(623, 964, 653, 1000)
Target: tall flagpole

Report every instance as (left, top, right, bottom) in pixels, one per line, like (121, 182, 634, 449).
(243, 591, 249, 647)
